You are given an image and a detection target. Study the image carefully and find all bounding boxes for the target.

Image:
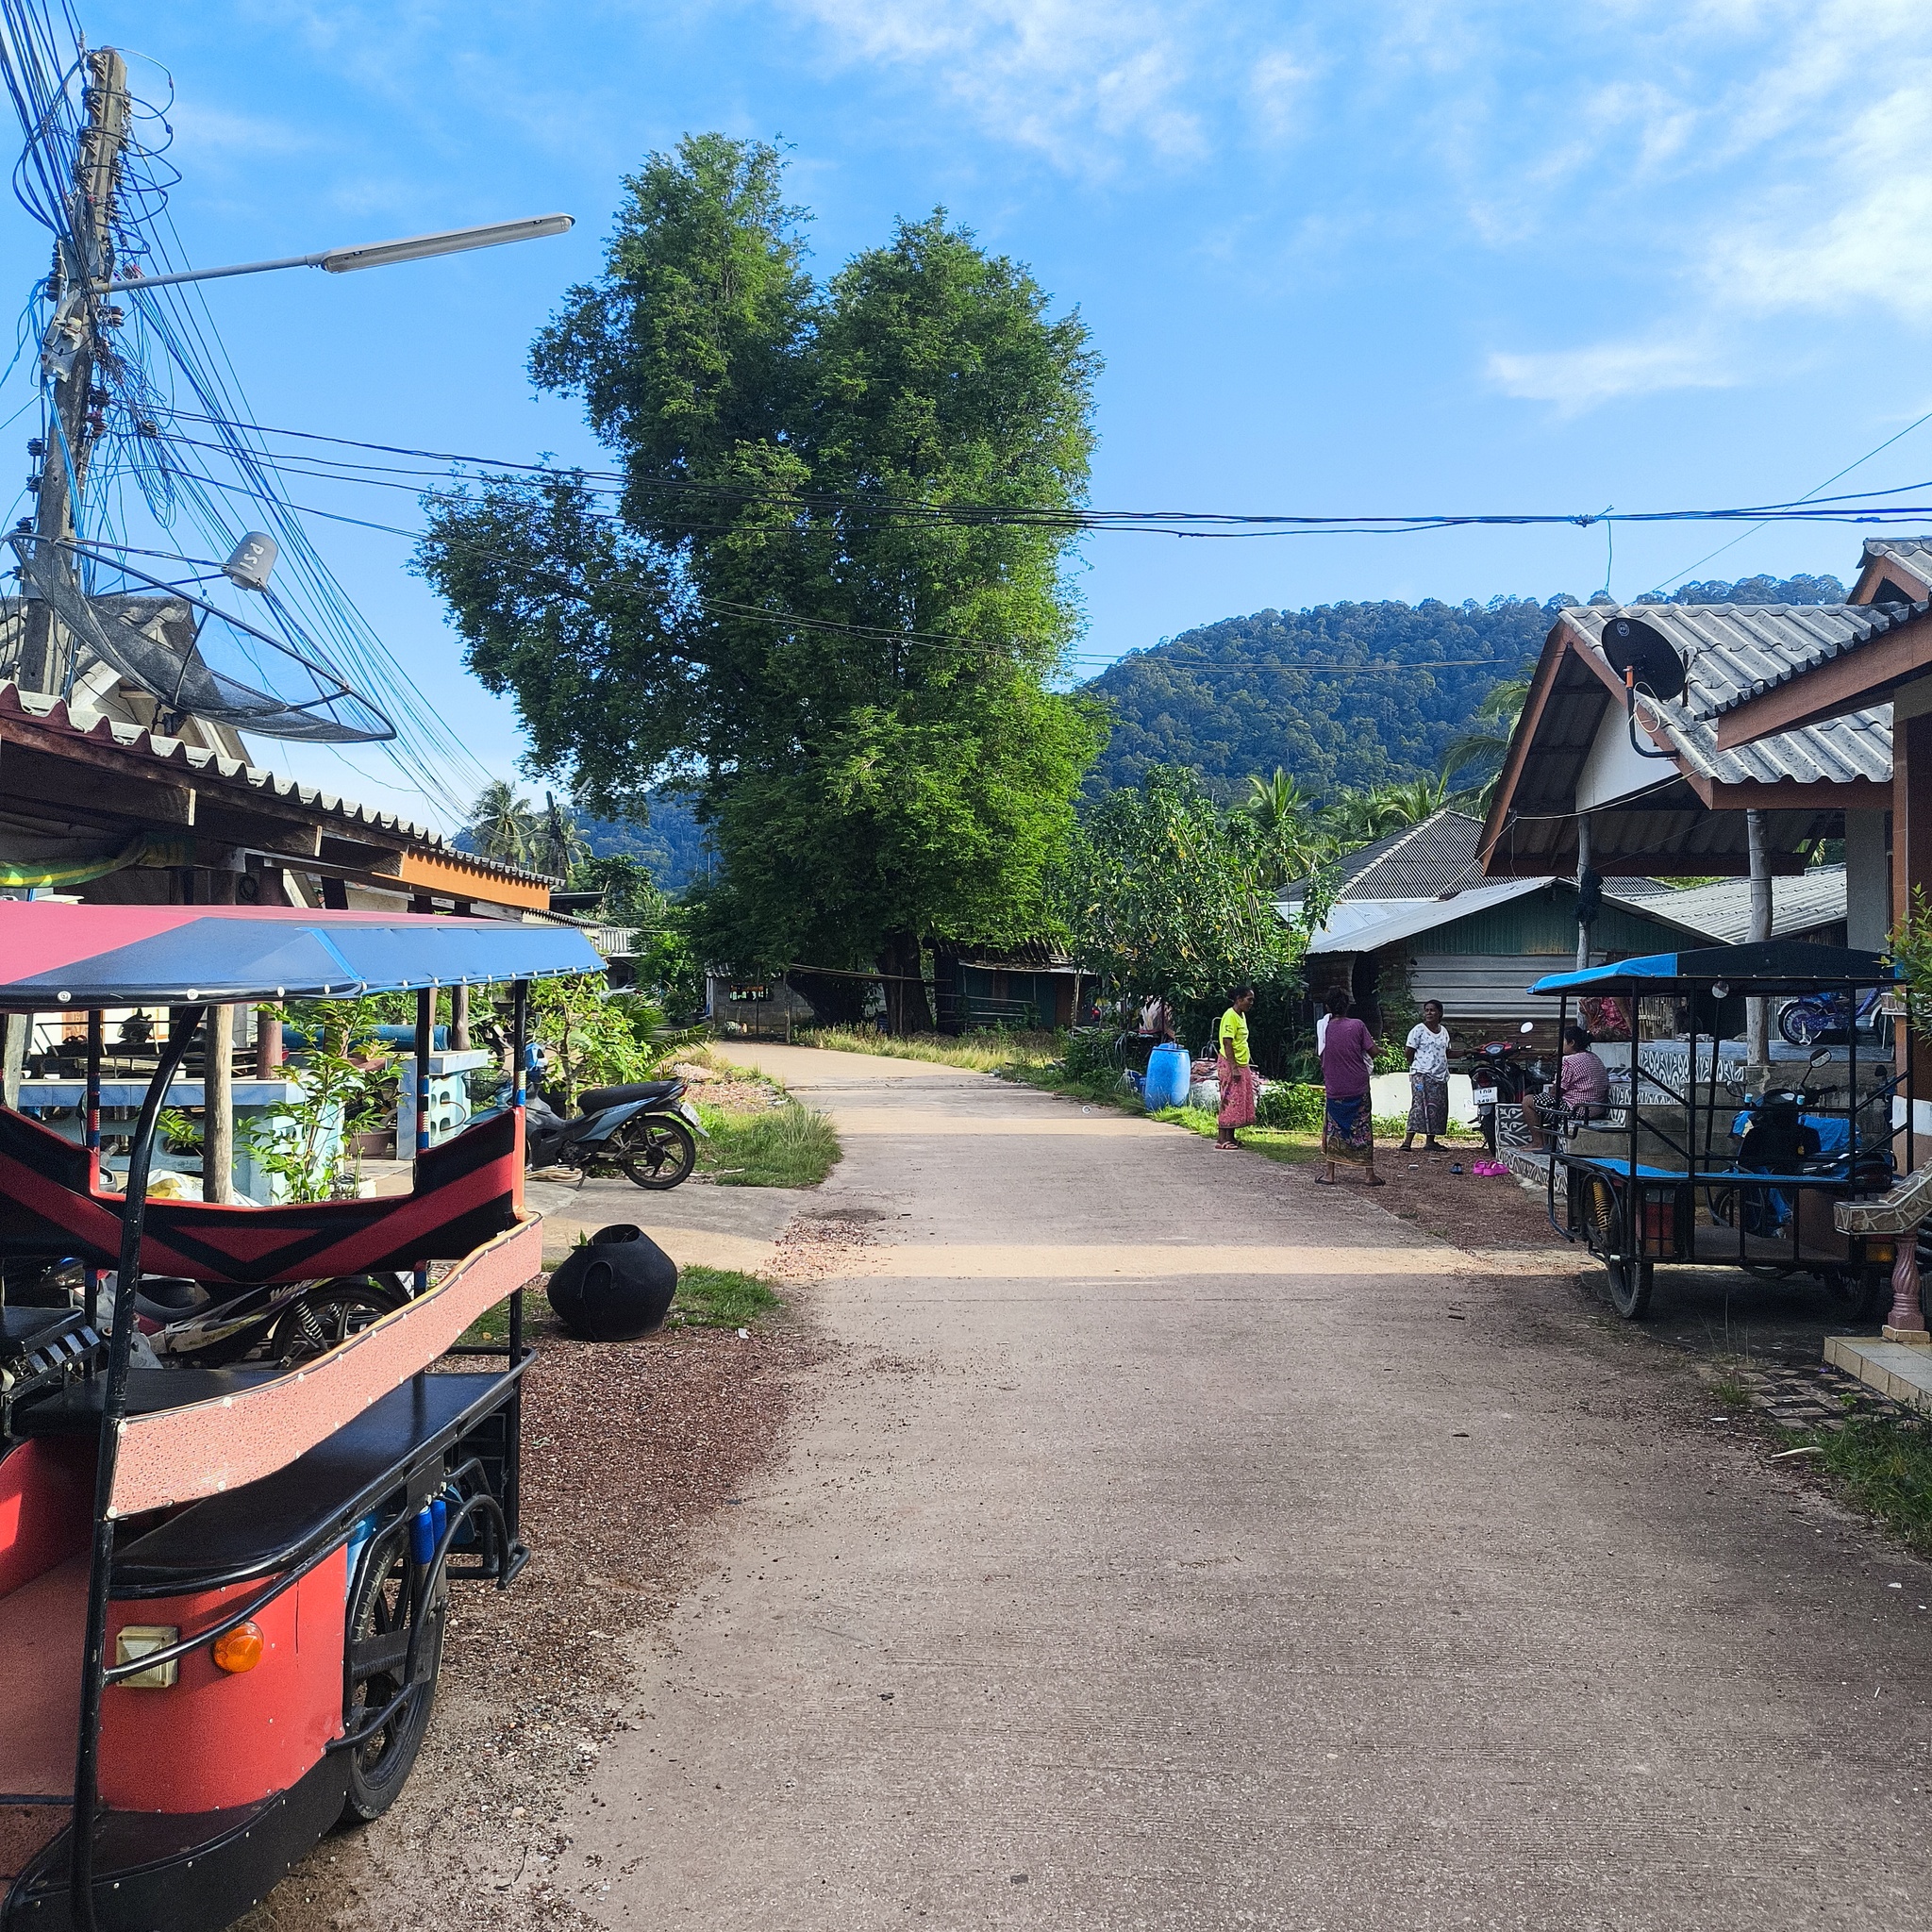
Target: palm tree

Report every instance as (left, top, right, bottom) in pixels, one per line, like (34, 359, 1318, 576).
(533, 791, 593, 881)
(468, 780, 538, 868)
(1374, 772, 1452, 828)
(1240, 768, 1329, 887)
(1440, 675, 1532, 811)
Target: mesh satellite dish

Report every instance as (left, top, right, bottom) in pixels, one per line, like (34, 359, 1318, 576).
(1600, 615, 1686, 701)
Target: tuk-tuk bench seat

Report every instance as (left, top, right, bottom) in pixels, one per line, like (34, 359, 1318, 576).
(0, 1551, 85, 1801)
(108, 1369, 521, 1598)
(8, 1368, 285, 1436)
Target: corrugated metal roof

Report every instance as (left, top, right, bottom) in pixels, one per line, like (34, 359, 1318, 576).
(1298, 877, 1554, 955)
(0, 678, 556, 890)
(1328, 810, 1488, 900)
(1863, 537, 1932, 571)
(1612, 865, 1848, 945)
(1563, 606, 1894, 783)
(1633, 599, 1926, 725)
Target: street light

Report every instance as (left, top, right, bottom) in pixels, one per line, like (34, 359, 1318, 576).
(97, 213, 574, 294)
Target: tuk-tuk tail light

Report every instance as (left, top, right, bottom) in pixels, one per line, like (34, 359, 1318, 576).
(1867, 1241, 1896, 1266)
(212, 1621, 265, 1674)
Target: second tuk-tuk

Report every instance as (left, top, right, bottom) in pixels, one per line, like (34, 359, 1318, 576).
(1527, 941, 1911, 1320)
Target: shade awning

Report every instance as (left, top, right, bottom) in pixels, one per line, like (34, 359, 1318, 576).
(0, 903, 604, 1008)
(1529, 941, 1894, 997)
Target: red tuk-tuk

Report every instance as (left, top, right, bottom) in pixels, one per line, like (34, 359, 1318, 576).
(0, 903, 602, 1930)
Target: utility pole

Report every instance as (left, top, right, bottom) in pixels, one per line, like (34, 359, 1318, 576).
(20, 46, 129, 694)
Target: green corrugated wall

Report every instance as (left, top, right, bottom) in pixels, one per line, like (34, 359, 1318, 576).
(1407, 885, 1690, 957)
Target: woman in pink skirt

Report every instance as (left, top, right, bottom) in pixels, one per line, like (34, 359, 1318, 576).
(1216, 985, 1258, 1148)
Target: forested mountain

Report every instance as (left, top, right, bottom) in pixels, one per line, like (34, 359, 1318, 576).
(578, 793, 712, 891)
(1080, 573, 1846, 802)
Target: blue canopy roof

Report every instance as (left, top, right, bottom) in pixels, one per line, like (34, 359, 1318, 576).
(0, 903, 605, 1008)
(1530, 941, 1895, 997)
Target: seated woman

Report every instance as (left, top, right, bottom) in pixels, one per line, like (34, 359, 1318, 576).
(1524, 1024, 1610, 1150)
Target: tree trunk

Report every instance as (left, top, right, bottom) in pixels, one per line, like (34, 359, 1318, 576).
(878, 931, 933, 1036)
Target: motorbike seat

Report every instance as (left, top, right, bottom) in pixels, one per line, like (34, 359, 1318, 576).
(578, 1079, 684, 1115)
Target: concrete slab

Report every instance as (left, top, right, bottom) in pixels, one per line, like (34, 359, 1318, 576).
(558, 1043, 1932, 1931)
(1824, 1334, 1932, 1416)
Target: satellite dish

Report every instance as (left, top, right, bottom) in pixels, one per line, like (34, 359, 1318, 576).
(1600, 615, 1686, 701)
(223, 532, 277, 591)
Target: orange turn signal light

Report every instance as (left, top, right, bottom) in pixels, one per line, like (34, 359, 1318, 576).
(212, 1621, 264, 1674)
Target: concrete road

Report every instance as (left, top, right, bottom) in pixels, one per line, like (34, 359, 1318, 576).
(563, 1046, 1932, 1930)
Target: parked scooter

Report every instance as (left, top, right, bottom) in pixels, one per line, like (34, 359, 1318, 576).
(523, 1072, 705, 1190)
(1466, 1023, 1546, 1155)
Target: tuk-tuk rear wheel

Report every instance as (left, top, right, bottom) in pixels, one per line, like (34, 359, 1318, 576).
(1606, 1256, 1654, 1320)
(341, 1520, 447, 1824)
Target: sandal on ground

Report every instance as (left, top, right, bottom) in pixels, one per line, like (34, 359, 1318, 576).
(1313, 1175, 1337, 1186)
(1365, 1174, 1387, 1187)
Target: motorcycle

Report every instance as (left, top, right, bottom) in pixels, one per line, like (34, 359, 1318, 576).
(523, 1074, 706, 1190)
(1776, 985, 1884, 1047)
(1707, 1047, 1896, 1307)
(1465, 1024, 1547, 1156)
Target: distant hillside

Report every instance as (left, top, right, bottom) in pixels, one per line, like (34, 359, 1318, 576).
(578, 792, 712, 892)
(1081, 574, 1845, 803)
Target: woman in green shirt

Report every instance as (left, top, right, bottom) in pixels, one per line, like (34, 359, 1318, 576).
(1216, 985, 1258, 1148)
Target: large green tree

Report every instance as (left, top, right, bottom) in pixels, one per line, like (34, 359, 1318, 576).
(418, 135, 1105, 1030)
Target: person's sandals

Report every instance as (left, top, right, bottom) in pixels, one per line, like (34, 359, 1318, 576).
(1365, 1174, 1386, 1187)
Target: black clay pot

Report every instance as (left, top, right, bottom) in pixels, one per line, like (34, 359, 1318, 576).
(545, 1224, 677, 1341)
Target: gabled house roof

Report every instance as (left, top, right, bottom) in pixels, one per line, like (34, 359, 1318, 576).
(1319, 810, 1489, 900)
(1854, 536, 1932, 606)
(1481, 604, 1892, 879)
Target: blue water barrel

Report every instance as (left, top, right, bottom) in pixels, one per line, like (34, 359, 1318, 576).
(1145, 1041, 1191, 1109)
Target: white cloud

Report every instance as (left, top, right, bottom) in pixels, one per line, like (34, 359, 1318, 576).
(1486, 337, 1738, 413)
(781, 1, 1311, 173)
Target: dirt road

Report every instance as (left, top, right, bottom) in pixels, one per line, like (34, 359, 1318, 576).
(552, 1045, 1932, 1930)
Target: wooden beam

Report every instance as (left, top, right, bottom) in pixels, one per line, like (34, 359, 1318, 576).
(1478, 620, 1570, 874)
(1713, 621, 1932, 750)
(1685, 775, 1890, 812)
(392, 846, 552, 912)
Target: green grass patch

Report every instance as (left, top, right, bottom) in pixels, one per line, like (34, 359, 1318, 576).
(1783, 1412, 1932, 1556)
(672, 1264, 783, 1329)
(698, 1100, 841, 1187)
(796, 1025, 1063, 1073)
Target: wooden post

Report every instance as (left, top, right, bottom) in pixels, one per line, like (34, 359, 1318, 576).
(1574, 813, 1592, 973)
(1, 1011, 25, 1111)
(1746, 808, 1772, 1064)
(451, 983, 471, 1052)
(256, 1004, 282, 1076)
(203, 867, 237, 1204)
(203, 1006, 234, 1203)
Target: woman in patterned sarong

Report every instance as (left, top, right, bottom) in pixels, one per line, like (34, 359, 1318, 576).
(1215, 985, 1258, 1148)
(1317, 984, 1383, 1187)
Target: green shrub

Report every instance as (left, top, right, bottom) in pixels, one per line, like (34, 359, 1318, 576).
(1059, 1027, 1122, 1082)
(1257, 1082, 1324, 1131)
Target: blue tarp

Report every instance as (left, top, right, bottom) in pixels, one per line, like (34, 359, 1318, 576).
(1530, 941, 1894, 997)
(0, 903, 604, 1008)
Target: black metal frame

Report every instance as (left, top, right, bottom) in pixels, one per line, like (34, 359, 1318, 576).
(1539, 965, 1912, 1291)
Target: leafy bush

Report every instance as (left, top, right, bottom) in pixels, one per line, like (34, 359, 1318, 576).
(1059, 1027, 1123, 1083)
(1257, 1083, 1324, 1131)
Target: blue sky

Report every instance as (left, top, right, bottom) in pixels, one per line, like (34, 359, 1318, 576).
(5, 1, 1929, 827)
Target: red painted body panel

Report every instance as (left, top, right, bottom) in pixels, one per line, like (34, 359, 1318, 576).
(99, 1548, 347, 1813)
(0, 1437, 91, 1599)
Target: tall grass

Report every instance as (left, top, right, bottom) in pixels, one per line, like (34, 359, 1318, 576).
(795, 1025, 1063, 1073)
(698, 1101, 841, 1187)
